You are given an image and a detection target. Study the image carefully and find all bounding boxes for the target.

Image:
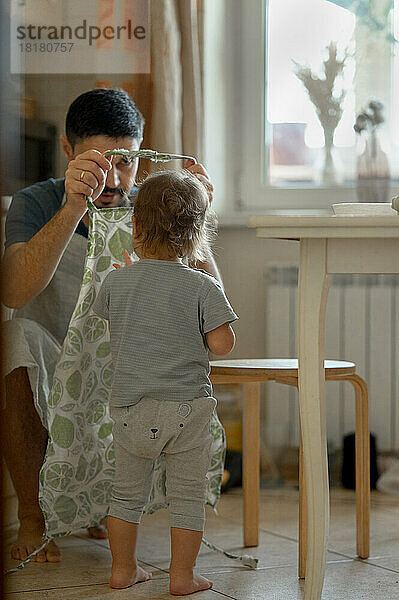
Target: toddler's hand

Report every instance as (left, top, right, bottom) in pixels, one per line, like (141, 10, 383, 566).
(113, 249, 133, 269)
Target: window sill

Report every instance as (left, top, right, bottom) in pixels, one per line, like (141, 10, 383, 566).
(218, 182, 399, 220)
(216, 180, 399, 227)
(217, 208, 332, 228)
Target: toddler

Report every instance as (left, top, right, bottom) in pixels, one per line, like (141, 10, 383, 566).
(92, 170, 238, 595)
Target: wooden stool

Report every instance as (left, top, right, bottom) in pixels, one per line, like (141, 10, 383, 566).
(210, 359, 370, 578)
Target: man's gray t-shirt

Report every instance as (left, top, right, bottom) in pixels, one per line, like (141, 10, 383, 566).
(4, 178, 88, 249)
(92, 259, 238, 407)
(4, 178, 89, 344)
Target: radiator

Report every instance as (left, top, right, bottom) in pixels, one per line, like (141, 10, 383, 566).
(265, 267, 399, 453)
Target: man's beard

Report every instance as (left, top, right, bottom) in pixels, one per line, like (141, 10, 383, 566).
(99, 186, 132, 207)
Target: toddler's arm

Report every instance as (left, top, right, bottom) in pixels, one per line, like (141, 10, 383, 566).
(206, 322, 235, 356)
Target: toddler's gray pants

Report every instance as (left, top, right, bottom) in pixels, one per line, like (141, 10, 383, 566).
(109, 396, 216, 531)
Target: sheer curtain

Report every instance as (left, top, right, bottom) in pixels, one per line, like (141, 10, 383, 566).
(150, 0, 204, 168)
(97, 0, 204, 176)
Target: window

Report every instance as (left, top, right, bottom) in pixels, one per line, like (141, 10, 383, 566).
(204, 0, 399, 213)
(267, 0, 356, 186)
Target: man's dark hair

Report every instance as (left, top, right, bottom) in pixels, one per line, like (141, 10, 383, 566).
(65, 88, 144, 147)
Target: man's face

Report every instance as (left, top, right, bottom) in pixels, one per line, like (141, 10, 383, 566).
(72, 136, 141, 208)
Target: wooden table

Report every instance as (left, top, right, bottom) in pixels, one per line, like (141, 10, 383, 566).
(248, 215, 399, 600)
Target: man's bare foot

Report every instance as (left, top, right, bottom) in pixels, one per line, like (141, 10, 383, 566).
(109, 564, 152, 589)
(88, 517, 108, 539)
(11, 515, 60, 563)
(169, 569, 213, 596)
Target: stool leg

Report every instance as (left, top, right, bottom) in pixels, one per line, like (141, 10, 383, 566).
(299, 425, 307, 579)
(243, 382, 260, 547)
(348, 374, 370, 559)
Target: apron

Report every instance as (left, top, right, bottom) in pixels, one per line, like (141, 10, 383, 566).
(14, 232, 87, 346)
(38, 203, 226, 536)
(3, 227, 88, 428)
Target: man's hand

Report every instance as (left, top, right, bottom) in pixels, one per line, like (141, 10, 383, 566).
(183, 159, 214, 204)
(113, 249, 133, 270)
(65, 150, 112, 213)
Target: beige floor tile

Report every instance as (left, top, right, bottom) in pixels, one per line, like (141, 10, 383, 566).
(138, 522, 354, 576)
(205, 559, 399, 600)
(221, 487, 399, 561)
(4, 579, 220, 600)
(322, 559, 399, 600)
(4, 486, 399, 599)
(4, 539, 163, 594)
(5, 541, 111, 594)
(3, 533, 102, 584)
(328, 508, 399, 558)
(362, 556, 399, 573)
(5, 561, 166, 597)
(147, 529, 300, 574)
(202, 566, 305, 600)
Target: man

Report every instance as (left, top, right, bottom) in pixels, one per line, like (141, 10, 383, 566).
(2, 88, 219, 563)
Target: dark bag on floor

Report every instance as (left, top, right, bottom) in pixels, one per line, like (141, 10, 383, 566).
(341, 432, 378, 490)
(221, 450, 242, 493)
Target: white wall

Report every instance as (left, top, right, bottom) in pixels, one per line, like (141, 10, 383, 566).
(215, 226, 299, 358)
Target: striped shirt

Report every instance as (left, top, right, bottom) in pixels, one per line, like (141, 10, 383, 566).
(92, 259, 238, 406)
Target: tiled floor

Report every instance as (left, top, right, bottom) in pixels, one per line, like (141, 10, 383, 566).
(3, 487, 399, 599)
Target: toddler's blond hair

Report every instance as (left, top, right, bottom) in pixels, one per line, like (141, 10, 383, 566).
(133, 170, 217, 262)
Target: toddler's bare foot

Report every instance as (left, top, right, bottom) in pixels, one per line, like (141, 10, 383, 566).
(11, 514, 60, 563)
(109, 564, 152, 589)
(170, 569, 213, 596)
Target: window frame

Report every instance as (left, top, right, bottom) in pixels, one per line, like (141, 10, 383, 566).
(204, 0, 399, 216)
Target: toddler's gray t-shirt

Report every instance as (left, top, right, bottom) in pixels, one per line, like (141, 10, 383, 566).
(92, 259, 238, 407)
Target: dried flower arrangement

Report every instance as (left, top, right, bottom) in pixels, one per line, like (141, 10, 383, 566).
(293, 42, 348, 184)
(354, 100, 385, 134)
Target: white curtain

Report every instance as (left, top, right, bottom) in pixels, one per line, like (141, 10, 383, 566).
(150, 0, 203, 166)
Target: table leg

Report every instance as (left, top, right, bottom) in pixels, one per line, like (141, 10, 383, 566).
(298, 239, 330, 600)
(298, 424, 307, 580)
(243, 382, 260, 547)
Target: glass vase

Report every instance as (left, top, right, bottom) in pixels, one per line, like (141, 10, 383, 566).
(357, 129, 390, 203)
(314, 129, 343, 186)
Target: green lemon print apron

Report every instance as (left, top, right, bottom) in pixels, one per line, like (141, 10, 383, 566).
(39, 203, 226, 537)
